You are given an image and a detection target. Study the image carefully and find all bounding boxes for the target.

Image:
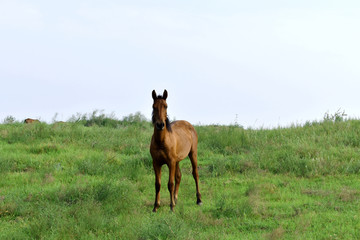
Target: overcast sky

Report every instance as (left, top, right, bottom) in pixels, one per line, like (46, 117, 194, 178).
(1, 0, 359, 128)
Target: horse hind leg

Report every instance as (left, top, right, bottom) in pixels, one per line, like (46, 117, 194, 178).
(174, 162, 182, 204)
(189, 150, 202, 205)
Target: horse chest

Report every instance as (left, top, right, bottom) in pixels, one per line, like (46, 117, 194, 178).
(151, 143, 175, 163)
(153, 145, 169, 157)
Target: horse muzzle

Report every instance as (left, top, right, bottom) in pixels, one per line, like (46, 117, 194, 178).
(155, 122, 165, 130)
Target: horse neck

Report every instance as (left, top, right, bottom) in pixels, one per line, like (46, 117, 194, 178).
(153, 127, 170, 145)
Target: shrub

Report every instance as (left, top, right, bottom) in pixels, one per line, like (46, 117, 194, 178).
(2, 116, 17, 124)
(68, 110, 150, 128)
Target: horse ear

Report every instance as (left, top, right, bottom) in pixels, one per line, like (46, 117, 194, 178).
(163, 90, 168, 100)
(152, 90, 157, 100)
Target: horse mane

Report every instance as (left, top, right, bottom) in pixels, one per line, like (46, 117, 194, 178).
(165, 117, 172, 132)
(156, 95, 166, 100)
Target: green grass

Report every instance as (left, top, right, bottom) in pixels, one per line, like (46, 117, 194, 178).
(0, 116, 360, 239)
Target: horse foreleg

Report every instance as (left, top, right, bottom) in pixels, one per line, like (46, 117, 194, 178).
(174, 162, 182, 204)
(153, 163, 162, 212)
(168, 163, 176, 211)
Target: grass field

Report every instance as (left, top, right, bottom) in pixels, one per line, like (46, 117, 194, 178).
(0, 113, 360, 239)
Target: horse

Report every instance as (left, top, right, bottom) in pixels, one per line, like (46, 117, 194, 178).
(24, 118, 40, 124)
(150, 89, 202, 212)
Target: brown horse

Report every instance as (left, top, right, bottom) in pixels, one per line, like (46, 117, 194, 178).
(150, 89, 202, 212)
(24, 118, 40, 124)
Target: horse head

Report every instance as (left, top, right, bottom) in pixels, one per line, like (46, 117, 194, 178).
(152, 90, 170, 131)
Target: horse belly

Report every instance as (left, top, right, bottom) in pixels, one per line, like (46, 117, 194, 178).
(176, 146, 191, 160)
(173, 125, 193, 160)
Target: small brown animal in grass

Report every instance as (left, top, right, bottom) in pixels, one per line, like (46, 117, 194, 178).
(150, 89, 202, 212)
(24, 118, 40, 124)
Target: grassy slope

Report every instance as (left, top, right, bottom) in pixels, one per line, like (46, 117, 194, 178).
(0, 120, 359, 239)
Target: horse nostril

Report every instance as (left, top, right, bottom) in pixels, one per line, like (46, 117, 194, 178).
(156, 122, 165, 130)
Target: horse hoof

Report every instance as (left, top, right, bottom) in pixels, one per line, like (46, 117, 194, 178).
(197, 201, 203, 206)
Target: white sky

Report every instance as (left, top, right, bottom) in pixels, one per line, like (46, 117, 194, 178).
(1, 0, 360, 128)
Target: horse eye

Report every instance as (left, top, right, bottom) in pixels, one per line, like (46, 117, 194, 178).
(165, 105, 168, 109)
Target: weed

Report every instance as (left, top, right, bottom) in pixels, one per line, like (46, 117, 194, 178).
(323, 108, 347, 122)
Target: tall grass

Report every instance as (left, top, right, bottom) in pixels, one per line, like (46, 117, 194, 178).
(1, 113, 360, 239)
(197, 119, 360, 177)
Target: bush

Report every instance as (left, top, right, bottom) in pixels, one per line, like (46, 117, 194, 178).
(2, 116, 17, 124)
(68, 110, 150, 128)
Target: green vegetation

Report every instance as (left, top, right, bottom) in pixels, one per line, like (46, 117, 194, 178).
(0, 112, 359, 239)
